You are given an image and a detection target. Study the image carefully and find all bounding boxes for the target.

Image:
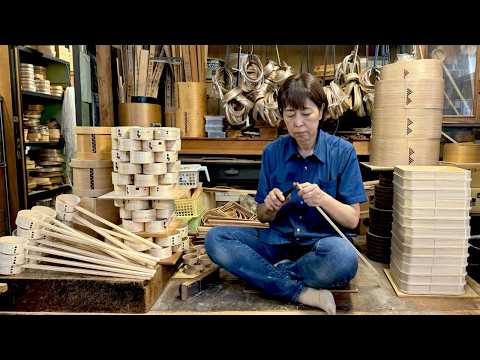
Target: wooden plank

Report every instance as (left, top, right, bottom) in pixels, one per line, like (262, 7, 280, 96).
(146, 45, 156, 97)
(95, 45, 114, 126)
(0, 283, 7, 294)
(189, 45, 198, 82)
(138, 49, 149, 97)
(183, 45, 192, 82)
(157, 251, 182, 266)
(180, 266, 220, 300)
(127, 45, 134, 101)
(0, 46, 21, 228)
(180, 137, 271, 156)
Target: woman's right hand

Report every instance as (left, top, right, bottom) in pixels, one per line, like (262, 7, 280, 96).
(264, 188, 287, 213)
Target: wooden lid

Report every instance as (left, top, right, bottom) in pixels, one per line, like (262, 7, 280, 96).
(75, 126, 112, 135)
(70, 159, 113, 168)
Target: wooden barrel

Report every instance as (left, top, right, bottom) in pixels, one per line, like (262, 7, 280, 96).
(118, 103, 162, 127)
(372, 108, 442, 138)
(70, 159, 113, 197)
(443, 143, 480, 163)
(75, 127, 112, 160)
(370, 59, 444, 167)
(175, 82, 206, 137)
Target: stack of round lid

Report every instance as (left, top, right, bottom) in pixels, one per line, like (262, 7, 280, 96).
(29, 149, 65, 188)
(20, 63, 35, 91)
(367, 171, 394, 264)
(50, 85, 63, 97)
(35, 78, 51, 95)
(33, 65, 47, 79)
(370, 59, 444, 167)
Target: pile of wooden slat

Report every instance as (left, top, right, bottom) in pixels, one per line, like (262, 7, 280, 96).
(197, 201, 268, 239)
(166, 45, 208, 82)
(116, 45, 166, 102)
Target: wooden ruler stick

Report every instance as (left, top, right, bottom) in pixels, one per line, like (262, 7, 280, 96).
(23, 263, 150, 281)
(25, 245, 155, 275)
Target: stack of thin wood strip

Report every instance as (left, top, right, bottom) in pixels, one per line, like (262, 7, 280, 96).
(115, 45, 166, 102)
(166, 45, 208, 82)
(197, 201, 268, 238)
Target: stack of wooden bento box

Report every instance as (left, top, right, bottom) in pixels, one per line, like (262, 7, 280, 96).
(390, 165, 471, 295)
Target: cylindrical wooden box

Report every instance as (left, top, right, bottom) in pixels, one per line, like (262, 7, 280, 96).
(75, 127, 112, 160)
(118, 103, 162, 127)
(175, 82, 206, 137)
(370, 59, 444, 167)
(70, 159, 113, 197)
(443, 143, 480, 163)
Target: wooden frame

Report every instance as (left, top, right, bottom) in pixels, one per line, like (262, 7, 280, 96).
(418, 45, 480, 125)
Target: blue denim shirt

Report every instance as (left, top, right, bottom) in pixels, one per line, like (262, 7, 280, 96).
(255, 130, 367, 246)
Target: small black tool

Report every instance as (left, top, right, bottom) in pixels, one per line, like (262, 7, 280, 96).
(282, 184, 296, 200)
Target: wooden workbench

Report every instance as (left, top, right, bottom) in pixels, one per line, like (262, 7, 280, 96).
(0, 265, 176, 313)
(180, 137, 369, 156)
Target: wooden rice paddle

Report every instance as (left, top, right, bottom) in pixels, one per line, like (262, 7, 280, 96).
(295, 183, 384, 283)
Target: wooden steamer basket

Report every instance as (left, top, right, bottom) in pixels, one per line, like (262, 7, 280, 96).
(443, 144, 480, 163)
(75, 127, 112, 160)
(70, 159, 114, 197)
(370, 59, 444, 167)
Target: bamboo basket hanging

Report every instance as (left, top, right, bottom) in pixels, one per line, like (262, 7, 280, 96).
(443, 143, 480, 163)
(71, 159, 114, 197)
(372, 108, 443, 138)
(380, 59, 443, 81)
(75, 127, 112, 160)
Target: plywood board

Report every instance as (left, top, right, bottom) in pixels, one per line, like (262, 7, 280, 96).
(384, 268, 479, 298)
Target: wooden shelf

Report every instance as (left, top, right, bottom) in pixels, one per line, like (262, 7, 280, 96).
(18, 46, 69, 66)
(180, 137, 370, 156)
(22, 90, 63, 102)
(180, 137, 271, 156)
(28, 184, 71, 206)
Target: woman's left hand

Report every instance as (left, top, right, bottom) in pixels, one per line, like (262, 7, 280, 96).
(296, 182, 329, 208)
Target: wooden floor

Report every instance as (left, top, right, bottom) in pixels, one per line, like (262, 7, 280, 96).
(1, 239, 480, 315)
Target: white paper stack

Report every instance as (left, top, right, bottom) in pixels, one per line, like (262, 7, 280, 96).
(390, 165, 471, 295)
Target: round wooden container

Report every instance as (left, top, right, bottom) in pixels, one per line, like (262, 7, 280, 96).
(372, 108, 442, 139)
(75, 127, 112, 160)
(175, 82, 206, 137)
(118, 103, 162, 127)
(380, 59, 443, 81)
(374, 79, 444, 109)
(370, 137, 440, 167)
(443, 144, 480, 163)
(70, 159, 113, 197)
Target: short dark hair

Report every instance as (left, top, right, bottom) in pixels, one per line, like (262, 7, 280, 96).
(278, 73, 327, 116)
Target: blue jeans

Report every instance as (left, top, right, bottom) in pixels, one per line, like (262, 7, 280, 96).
(205, 226, 358, 303)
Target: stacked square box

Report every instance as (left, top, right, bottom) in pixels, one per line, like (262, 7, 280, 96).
(111, 126, 188, 259)
(390, 165, 471, 295)
(205, 115, 225, 138)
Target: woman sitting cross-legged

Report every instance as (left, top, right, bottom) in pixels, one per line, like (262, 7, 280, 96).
(205, 73, 367, 315)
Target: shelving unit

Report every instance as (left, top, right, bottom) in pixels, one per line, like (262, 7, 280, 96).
(8, 45, 72, 210)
